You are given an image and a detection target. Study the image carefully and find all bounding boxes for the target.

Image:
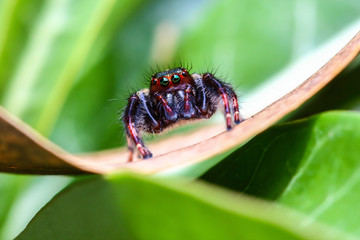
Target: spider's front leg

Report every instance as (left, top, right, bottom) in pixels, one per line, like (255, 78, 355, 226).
(202, 73, 243, 129)
(123, 92, 156, 160)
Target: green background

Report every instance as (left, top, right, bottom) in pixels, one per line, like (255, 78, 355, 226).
(0, 0, 360, 239)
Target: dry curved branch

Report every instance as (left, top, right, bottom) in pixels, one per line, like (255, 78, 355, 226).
(0, 31, 359, 175)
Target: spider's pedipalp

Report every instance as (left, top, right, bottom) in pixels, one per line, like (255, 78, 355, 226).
(153, 93, 178, 122)
(181, 85, 197, 119)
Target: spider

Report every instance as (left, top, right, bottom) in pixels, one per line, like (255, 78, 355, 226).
(123, 67, 242, 160)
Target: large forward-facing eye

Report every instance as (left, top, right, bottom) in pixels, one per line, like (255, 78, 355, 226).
(171, 74, 181, 84)
(160, 77, 169, 87)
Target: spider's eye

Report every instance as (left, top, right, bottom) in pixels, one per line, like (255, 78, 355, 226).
(171, 74, 181, 84)
(160, 77, 169, 87)
(152, 79, 157, 85)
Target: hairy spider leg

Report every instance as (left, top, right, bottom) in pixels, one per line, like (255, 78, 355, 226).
(203, 73, 238, 130)
(232, 95, 242, 124)
(182, 85, 197, 118)
(192, 74, 208, 116)
(123, 93, 153, 160)
(220, 88, 232, 130)
(154, 93, 178, 122)
(138, 91, 161, 132)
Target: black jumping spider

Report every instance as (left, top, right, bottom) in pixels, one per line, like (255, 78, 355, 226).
(123, 67, 242, 160)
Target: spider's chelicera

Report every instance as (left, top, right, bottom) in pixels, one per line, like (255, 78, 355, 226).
(123, 67, 243, 160)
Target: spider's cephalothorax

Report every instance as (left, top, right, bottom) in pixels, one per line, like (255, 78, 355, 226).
(123, 67, 243, 160)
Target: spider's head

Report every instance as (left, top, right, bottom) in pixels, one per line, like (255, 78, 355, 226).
(150, 67, 194, 93)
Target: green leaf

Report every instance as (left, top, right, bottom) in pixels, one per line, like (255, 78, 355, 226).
(15, 174, 353, 240)
(201, 111, 360, 237)
(177, 0, 360, 91)
(0, 0, 46, 96)
(0, 174, 30, 239)
(1, 0, 142, 136)
(0, 174, 72, 240)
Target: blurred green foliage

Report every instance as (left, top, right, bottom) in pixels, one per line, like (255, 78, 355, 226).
(16, 173, 354, 240)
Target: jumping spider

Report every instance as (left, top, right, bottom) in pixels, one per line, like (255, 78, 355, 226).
(123, 67, 242, 160)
